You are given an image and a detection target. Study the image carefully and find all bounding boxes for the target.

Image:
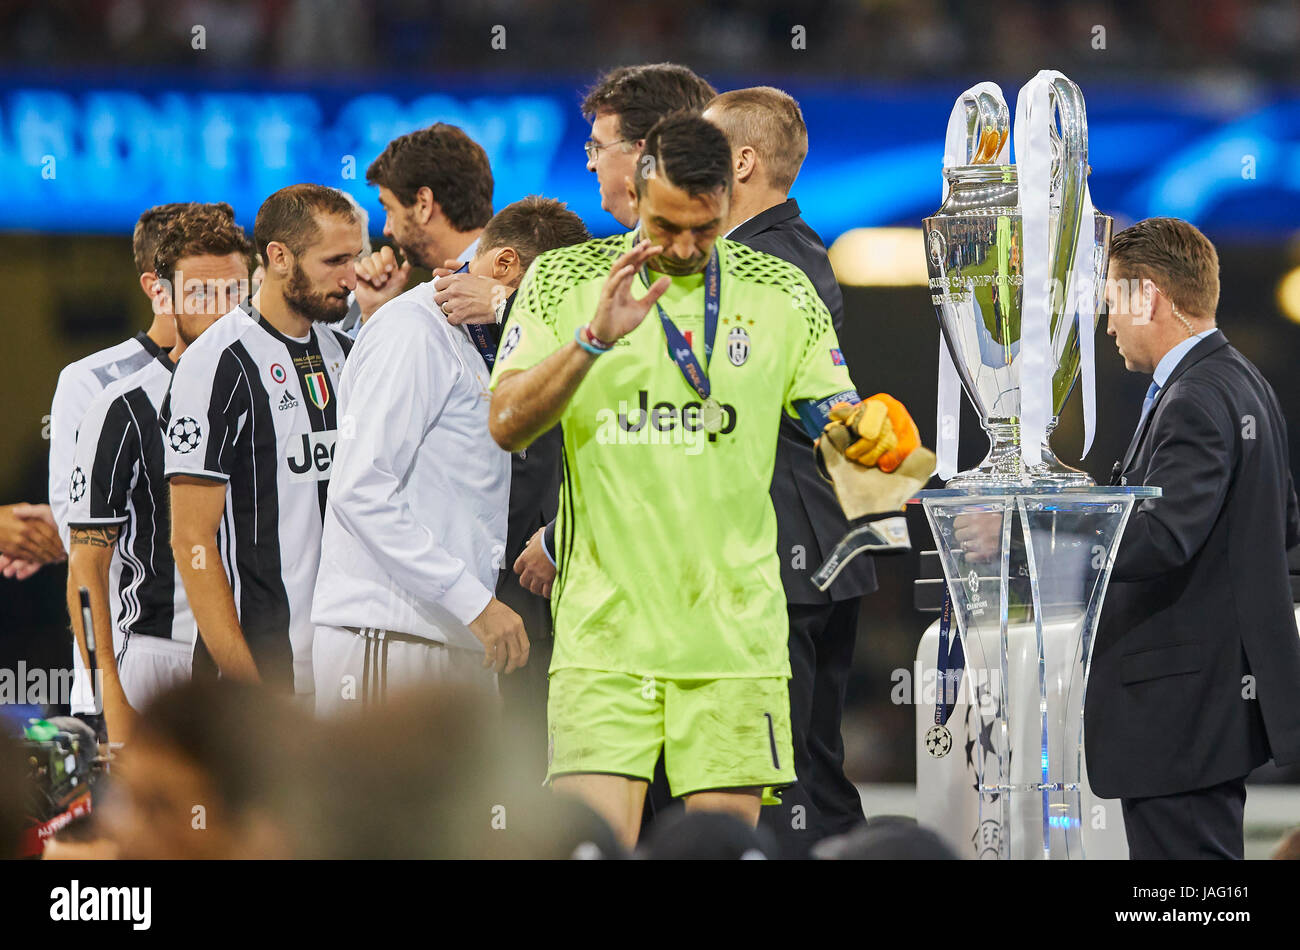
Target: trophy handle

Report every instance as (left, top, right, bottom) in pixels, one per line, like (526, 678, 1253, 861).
(958, 91, 1010, 165)
(1045, 77, 1088, 298)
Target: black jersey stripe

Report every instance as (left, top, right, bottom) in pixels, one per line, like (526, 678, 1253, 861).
(88, 398, 137, 521)
(222, 340, 294, 691)
(121, 387, 176, 640)
(329, 327, 354, 357)
(80, 375, 180, 643)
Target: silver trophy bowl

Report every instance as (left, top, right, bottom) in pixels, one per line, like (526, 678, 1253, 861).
(924, 78, 1112, 487)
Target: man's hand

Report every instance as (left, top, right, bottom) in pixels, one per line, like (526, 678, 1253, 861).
(432, 272, 507, 326)
(355, 245, 412, 319)
(953, 512, 1003, 562)
(0, 503, 65, 567)
(588, 239, 670, 343)
(0, 556, 44, 581)
(514, 526, 556, 598)
(825, 393, 920, 470)
(467, 597, 530, 674)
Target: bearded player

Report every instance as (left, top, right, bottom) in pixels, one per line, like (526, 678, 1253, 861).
(488, 113, 920, 847)
(167, 185, 362, 696)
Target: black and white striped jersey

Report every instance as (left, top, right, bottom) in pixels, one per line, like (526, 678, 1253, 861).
(163, 302, 351, 694)
(49, 331, 165, 546)
(66, 349, 194, 659)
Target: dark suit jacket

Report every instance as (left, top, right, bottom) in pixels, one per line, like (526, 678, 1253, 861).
(1085, 331, 1300, 799)
(728, 199, 876, 604)
(494, 295, 561, 639)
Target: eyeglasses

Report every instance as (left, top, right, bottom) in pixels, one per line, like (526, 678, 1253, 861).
(584, 138, 632, 162)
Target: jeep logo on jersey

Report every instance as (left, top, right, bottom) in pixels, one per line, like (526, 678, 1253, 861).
(303, 371, 330, 410)
(727, 326, 750, 366)
(616, 389, 737, 438)
(69, 467, 86, 503)
(168, 416, 202, 454)
(286, 430, 337, 482)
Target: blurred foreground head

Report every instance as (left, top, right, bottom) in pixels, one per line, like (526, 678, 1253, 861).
(638, 810, 776, 860)
(812, 816, 958, 860)
(103, 679, 310, 859)
(300, 685, 622, 859)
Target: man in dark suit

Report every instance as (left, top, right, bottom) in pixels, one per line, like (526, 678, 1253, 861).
(1087, 217, 1300, 859)
(704, 87, 877, 857)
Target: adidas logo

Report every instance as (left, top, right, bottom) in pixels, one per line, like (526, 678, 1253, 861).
(278, 391, 299, 411)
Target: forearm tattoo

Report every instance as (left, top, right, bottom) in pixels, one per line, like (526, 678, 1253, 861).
(70, 525, 120, 548)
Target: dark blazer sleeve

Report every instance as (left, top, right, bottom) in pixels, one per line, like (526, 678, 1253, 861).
(1286, 468, 1300, 551)
(1112, 381, 1235, 582)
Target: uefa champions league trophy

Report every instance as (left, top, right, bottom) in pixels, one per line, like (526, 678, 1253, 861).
(908, 73, 1159, 858)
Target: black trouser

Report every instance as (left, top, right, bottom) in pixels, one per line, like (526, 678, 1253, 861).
(496, 566, 554, 788)
(759, 598, 866, 858)
(1121, 776, 1248, 859)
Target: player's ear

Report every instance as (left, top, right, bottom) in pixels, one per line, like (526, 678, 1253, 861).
(492, 247, 518, 282)
(139, 270, 159, 303)
(264, 241, 291, 276)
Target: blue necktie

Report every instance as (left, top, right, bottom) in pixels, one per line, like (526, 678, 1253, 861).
(1139, 380, 1160, 425)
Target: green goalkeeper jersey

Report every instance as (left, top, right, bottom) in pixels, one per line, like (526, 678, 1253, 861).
(490, 231, 855, 678)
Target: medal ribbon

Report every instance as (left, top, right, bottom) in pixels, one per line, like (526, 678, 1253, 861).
(637, 240, 721, 401)
(453, 262, 501, 369)
(935, 587, 965, 726)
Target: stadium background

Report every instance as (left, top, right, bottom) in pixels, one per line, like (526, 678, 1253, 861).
(2, 0, 1300, 789)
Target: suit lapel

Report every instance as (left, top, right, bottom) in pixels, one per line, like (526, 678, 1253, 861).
(1119, 330, 1229, 475)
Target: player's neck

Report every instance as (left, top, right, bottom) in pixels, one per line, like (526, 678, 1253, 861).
(143, 312, 176, 349)
(168, 337, 187, 363)
(252, 286, 312, 340)
(725, 187, 788, 233)
(441, 226, 483, 266)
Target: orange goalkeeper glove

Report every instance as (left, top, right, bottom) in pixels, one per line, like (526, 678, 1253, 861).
(825, 393, 919, 471)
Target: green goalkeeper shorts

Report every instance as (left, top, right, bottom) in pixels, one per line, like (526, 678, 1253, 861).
(546, 668, 796, 797)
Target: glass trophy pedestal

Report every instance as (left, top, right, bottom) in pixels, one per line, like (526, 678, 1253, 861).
(914, 485, 1160, 859)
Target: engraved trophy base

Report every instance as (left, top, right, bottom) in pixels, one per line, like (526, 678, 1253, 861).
(945, 420, 1095, 489)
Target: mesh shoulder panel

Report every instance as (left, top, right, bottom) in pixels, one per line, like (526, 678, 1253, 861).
(721, 239, 833, 363)
(516, 234, 626, 331)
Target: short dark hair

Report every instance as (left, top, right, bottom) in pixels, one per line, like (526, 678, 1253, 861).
(366, 123, 494, 231)
(582, 63, 717, 143)
(134, 202, 234, 274)
(253, 184, 358, 262)
(153, 203, 256, 284)
(706, 86, 809, 193)
(1110, 217, 1220, 319)
(634, 113, 733, 198)
(479, 196, 590, 272)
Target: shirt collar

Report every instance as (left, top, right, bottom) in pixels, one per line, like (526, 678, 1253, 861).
(455, 236, 480, 265)
(1152, 327, 1218, 388)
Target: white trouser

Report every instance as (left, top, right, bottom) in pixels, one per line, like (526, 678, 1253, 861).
(312, 625, 498, 718)
(118, 636, 194, 712)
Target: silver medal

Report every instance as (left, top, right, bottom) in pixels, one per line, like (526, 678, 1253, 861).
(925, 723, 953, 758)
(700, 397, 723, 433)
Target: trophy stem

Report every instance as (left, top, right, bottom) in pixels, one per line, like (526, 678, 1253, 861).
(948, 418, 1094, 488)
